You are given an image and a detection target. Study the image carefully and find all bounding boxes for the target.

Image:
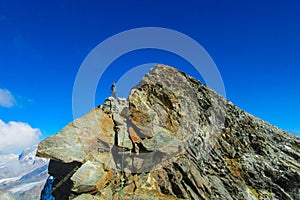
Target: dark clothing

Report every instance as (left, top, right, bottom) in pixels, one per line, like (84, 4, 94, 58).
(111, 85, 116, 98)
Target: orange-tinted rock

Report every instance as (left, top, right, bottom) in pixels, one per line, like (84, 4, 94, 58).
(128, 126, 142, 143)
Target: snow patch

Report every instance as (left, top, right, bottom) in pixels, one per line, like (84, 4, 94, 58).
(8, 180, 45, 193)
(0, 176, 21, 184)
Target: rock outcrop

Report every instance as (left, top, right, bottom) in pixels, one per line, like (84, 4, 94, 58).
(37, 65, 300, 200)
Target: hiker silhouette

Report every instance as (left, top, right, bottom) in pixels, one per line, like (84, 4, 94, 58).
(111, 82, 116, 99)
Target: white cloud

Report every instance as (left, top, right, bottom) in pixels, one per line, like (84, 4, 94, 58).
(0, 120, 41, 154)
(0, 89, 16, 108)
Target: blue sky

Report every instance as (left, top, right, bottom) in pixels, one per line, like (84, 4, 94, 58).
(0, 0, 299, 151)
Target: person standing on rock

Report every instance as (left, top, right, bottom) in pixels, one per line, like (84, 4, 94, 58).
(111, 82, 116, 99)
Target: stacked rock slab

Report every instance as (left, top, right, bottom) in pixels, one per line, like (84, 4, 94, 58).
(37, 65, 300, 200)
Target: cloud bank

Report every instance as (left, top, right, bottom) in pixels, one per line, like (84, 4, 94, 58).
(0, 120, 41, 154)
(0, 89, 16, 108)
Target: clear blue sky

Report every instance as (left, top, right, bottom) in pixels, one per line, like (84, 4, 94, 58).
(0, 0, 299, 140)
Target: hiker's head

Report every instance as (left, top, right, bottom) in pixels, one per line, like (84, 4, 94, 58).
(112, 82, 116, 86)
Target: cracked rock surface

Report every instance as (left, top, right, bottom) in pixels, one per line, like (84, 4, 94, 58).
(37, 65, 300, 200)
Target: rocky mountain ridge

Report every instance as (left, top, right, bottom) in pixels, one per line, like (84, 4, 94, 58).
(37, 65, 300, 200)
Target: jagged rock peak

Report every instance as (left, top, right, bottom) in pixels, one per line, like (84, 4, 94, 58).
(37, 64, 300, 200)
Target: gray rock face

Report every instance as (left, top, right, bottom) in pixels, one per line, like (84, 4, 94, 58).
(37, 65, 300, 200)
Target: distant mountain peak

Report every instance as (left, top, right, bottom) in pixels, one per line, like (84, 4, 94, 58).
(0, 145, 49, 199)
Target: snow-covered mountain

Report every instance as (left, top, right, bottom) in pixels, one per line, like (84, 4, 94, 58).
(0, 145, 49, 199)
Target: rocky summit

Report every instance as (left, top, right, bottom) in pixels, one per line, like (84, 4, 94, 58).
(37, 65, 300, 200)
